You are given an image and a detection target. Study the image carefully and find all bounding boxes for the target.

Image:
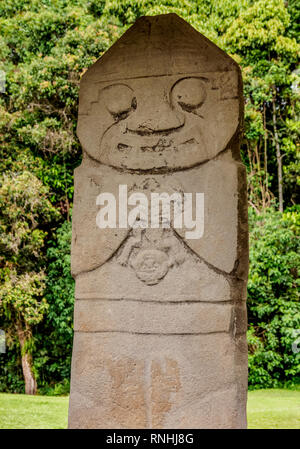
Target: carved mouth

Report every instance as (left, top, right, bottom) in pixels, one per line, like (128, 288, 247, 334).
(99, 118, 206, 170)
(117, 137, 197, 153)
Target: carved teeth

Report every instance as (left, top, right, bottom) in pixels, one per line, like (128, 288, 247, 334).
(117, 143, 132, 151)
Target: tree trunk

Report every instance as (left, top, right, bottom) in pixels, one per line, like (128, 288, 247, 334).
(16, 322, 37, 395)
(272, 90, 284, 212)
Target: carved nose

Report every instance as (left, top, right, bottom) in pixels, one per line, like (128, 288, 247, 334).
(126, 99, 185, 134)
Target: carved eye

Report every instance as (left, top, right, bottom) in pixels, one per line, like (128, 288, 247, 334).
(171, 77, 206, 113)
(101, 84, 136, 121)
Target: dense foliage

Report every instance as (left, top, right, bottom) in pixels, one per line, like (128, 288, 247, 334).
(247, 207, 299, 388)
(0, 0, 299, 393)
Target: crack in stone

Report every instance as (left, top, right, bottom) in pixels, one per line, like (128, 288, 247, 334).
(89, 69, 238, 85)
(74, 330, 229, 336)
(75, 297, 235, 304)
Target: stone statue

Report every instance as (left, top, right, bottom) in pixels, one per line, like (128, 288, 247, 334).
(68, 13, 248, 429)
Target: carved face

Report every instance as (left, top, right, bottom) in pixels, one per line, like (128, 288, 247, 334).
(77, 72, 239, 171)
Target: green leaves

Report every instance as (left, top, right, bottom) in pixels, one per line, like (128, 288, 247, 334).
(0, 271, 48, 327)
(0, 171, 59, 268)
(223, 0, 297, 61)
(0, 0, 299, 392)
(248, 207, 300, 388)
(35, 220, 74, 389)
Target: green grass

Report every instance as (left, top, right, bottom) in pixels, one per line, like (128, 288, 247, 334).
(0, 393, 69, 429)
(0, 389, 299, 429)
(247, 389, 300, 429)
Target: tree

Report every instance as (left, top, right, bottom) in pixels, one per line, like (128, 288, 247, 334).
(0, 271, 47, 394)
(247, 207, 300, 388)
(0, 170, 59, 393)
(222, 0, 299, 212)
(0, 0, 298, 392)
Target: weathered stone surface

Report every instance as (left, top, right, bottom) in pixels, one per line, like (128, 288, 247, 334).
(72, 153, 246, 277)
(69, 333, 248, 429)
(69, 13, 248, 429)
(73, 300, 235, 334)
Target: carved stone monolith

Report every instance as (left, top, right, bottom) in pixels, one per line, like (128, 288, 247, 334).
(68, 14, 248, 429)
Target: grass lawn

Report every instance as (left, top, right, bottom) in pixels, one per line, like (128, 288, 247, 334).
(247, 389, 300, 429)
(0, 389, 299, 429)
(0, 393, 69, 429)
